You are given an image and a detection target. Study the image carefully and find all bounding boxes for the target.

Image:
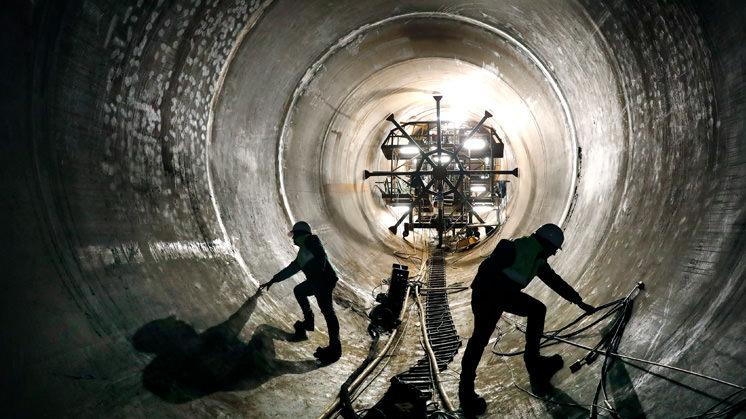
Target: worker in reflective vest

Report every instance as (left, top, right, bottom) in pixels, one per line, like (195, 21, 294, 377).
(459, 223, 596, 416)
(260, 221, 341, 363)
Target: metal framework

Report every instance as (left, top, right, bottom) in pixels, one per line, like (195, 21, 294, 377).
(363, 96, 519, 248)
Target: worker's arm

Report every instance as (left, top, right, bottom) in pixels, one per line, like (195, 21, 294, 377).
(536, 263, 587, 307)
(260, 261, 301, 291)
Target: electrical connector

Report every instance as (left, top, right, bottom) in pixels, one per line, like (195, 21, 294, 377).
(586, 351, 598, 364)
(570, 360, 583, 373)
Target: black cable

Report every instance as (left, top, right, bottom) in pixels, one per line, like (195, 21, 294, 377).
(488, 284, 642, 418)
(684, 387, 746, 419)
(590, 297, 634, 418)
(512, 382, 626, 419)
(491, 300, 626, 357)
(487, 282, 743, 418)
(338, 333, 381, 419)
(339, 299, 415, 417)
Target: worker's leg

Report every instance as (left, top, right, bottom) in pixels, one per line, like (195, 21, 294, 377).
(314, 282, 340, 347)
(502, 291, 546, 361)
(312, 280, 341, 362)
(293, 280, 315, 329)
(460, 293, 502, 383)
(502, 291, 562, 381)
(459, 290, 503, 412)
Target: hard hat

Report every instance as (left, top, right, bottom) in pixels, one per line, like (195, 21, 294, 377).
(535, 223, 564, 249)
(289, 221, 312, 236)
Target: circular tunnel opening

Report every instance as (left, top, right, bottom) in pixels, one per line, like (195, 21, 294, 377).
(213, 12, 584, 293)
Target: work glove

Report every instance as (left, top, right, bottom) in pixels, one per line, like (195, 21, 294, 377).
(577, 301, 597, 314)
(259, 279, 275, 291)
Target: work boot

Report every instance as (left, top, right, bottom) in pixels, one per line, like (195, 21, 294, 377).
(292, 316, 314, 341)
(459, 379, 487, 416)
(314, 341, 342, 363)
(525, 354, 564, 384)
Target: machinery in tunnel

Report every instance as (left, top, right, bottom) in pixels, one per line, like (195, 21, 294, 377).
(364, 96, 518, 249)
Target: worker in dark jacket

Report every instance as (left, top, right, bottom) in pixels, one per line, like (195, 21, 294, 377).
(260, 221, 341, 363)
(459, 223, 596, 415)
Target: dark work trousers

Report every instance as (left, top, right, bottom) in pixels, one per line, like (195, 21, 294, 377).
(293, 278, 340, 345)
(460, 285, 546, 386)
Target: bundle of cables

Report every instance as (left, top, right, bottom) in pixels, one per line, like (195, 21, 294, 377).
(491, 281, 746, 418)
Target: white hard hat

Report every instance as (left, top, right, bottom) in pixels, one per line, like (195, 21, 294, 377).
(535, 223, 564, 249)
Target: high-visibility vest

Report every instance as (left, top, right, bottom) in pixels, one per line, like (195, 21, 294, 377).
(501, 235, 546, 288)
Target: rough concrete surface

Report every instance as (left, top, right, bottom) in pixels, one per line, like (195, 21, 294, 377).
(2, 0, 745, 417)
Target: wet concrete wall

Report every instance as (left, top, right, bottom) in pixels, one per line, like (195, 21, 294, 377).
(2, 0, 745, 417)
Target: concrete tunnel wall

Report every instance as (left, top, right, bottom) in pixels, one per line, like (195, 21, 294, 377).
(2, 0, 745, 417)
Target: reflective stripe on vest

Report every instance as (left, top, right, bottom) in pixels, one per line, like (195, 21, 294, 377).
(501, 235, 546, 288)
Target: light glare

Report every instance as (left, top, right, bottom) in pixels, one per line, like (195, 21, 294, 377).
(464, 138, 485, 150)
(470, 185, 487, 193)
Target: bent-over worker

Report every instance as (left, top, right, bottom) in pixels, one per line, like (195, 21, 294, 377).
(459, 223, 596, 416)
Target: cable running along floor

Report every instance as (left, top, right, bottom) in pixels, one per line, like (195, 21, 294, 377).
(395, 249, 461, 398)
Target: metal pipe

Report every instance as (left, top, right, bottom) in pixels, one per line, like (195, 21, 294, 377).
(364, 168, 518, 179)
(414, 286, 455, 412)
(435, 95, 442, 162)
(386, 114, 437, 167)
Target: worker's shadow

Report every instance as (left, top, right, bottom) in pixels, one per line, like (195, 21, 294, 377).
(131, 291, 321, 403)
(528, 360, 645, 418)
(528, 310, 645, 419)
(529, 377, 590, 419)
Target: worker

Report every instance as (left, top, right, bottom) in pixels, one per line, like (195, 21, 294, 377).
(459, 223, 596, 415)
(259, 221, 342, 363)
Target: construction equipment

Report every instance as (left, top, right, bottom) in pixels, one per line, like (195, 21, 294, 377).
(363, 96, 518, 248)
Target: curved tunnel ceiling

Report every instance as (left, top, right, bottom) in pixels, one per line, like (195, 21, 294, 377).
(4, 0, 746, 417)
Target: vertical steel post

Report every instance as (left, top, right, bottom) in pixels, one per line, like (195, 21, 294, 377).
(434, 96, 444, 248)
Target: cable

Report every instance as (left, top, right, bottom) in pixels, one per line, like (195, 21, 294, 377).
(490, 299, 625, 357)
(543, 335, 745, 391)
(493, 330, 616, 418)
(338, 231, 427, 416)
(512, 382, 624, 419)
(349, 299, 415, 403)
(684, 387, 746, 418)
(487, 284, 638, 417)
(490, 282, 745, 418)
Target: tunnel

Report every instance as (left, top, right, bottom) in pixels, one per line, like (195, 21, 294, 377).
(3, 0, 746, 417)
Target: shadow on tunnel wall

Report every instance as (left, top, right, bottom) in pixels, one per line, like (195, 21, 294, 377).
(524, 352, 645, 419)
(131, 291, 320, 403)
(529, 380, 589, 419)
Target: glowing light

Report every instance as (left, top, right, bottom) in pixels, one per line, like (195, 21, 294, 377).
(470, 185, 487, 193)
(399, 146, 419, 155)
(389, 204, 412, 217)
(432, 155, 451, 163)
(464, 138, 485, 150)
